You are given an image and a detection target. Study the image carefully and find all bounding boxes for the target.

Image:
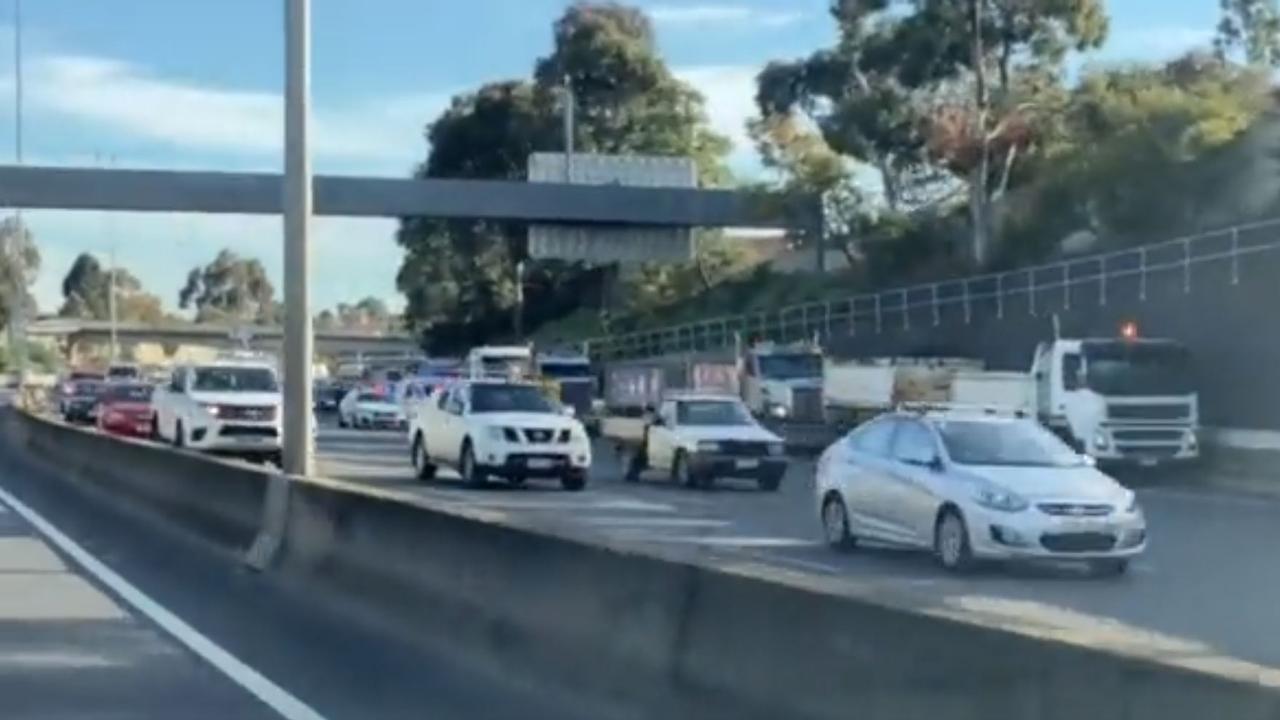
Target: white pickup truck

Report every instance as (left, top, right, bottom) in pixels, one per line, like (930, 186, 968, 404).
(408, 379, 591, 491)
(151, 356, 283, 464)
(618, 393, 787, 491)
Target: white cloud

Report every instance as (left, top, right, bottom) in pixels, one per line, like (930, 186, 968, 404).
(647, 4, 806, 28)
(11, 54, 449, 174)
(675, 64, 762, 176)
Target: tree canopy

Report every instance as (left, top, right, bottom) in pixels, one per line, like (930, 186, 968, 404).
(178, 250, 277, 324)
(0, 216, 40, 331)
(59, 253, 165, 324)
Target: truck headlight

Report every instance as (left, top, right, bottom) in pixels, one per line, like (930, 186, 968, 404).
(487, 426, 520, 443)
(973, 485, 1028, 512)
(696, 441, 722, 453)
(1092, 429, 1110, 451)
(767, 403, 788, 419)
(199, 403, 221, 417)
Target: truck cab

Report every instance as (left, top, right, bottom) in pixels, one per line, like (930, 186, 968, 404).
(535, 350, 596, 419)
(151, 353, 283, 463)
(740, 342, 823, 422)
(467, 345, 534, 381)
(1031, 336, 1198, 466)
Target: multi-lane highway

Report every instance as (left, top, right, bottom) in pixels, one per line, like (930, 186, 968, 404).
(317, 418, 1280, 671)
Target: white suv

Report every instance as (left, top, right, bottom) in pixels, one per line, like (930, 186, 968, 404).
(152, 357, 283, 464)
(409, 379, 591, 490)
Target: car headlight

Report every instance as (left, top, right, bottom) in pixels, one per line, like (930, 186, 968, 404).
(1092, 428, 1110, 451)
(767, 442, 785, 457)
(487, 426, 520, 443)
(199, 403, 221, 417)
(973, 484, 1028, 512)
(696, 440, 722, 453)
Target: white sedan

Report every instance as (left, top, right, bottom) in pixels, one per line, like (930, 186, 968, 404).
(338, 389, 406, 430)
(814, 410, 1146, 576)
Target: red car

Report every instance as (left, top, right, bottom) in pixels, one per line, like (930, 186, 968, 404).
(96, 382, 156, 438)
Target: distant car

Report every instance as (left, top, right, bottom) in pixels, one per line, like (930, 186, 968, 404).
(338, 388, 405, 430)
(151, 357, 282, 464)
(814, 409, 1147, 576)
(314, 383, 344, 412)
(623, 394, 786, 491)
(59, 378, 105, 424)
(408, 379, 590, 491)
(96, 382, 155, 438)
(105, 363, 141, 383)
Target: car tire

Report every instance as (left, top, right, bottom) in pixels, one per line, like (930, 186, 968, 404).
(561, 472, 587, 492)
(173, 421, 185, 449)
(1089, 559, 1129, 577)
(821, 494, 857, 551)
(934, 508, 974, 573)
(150, 417, 161, 442)
(460, 441, 486, 488)
(411, 434, 437, 481)
(338, 414, 348, 429)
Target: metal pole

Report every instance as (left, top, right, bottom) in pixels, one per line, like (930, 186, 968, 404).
(283, 0, 314, 476)
(562, 74, 574, 181)
(8, 0, 26, 386)
(513, 259, 525, 341)
(107, 154, 119, 363)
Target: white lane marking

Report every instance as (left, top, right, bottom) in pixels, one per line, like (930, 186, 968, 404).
(0, 487, 328, 720)
(1139, 487, 1280, 509)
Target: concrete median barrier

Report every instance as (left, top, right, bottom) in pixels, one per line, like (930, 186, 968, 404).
(0, 407, 270, 551)
(4, 406, 1280, 718)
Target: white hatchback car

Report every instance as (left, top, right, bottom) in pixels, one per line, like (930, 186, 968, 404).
(814, 410, 1146, 576)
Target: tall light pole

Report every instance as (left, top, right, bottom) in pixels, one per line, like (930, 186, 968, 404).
(8, 0, 27, 384)
(562, 74, 574, 182)
(282, 0, 314, 476)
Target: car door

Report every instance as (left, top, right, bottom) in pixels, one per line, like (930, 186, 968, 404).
(885, 419, 945, 547)
(838, 417, 901, 541)
(646, 401, 679, 472)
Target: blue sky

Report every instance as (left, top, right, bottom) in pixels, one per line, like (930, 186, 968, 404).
(0, 0, 1224, 316)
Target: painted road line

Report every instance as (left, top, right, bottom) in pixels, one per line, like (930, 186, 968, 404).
(1139, 487, 1280, 509)
(0, 486, 329, 720)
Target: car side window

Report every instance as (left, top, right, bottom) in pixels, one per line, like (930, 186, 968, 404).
(892, 421, 938, 465)
(169, 369, 185, 393)
(447, 388, 466, 415)
(849, 419, 896, 457)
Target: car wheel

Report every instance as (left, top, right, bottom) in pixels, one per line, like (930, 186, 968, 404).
(411, 434, 437, 481)
(173, 421, 185, 449)
(1089, 559, 1129, 577)
(337, 414, 348, 428)
(821, 494, 857, 551)
(150, 417, 161, 442)
(460, 441, 485, 488)
(672, 450, 696, 488)
(561, 472, 587, 492)
(934, 508, 974, 573)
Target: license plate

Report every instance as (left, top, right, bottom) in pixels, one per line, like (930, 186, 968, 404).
(1059, 519, 1108, 533)
(735, 459, 760, 470)
(1137, 457, 1159, 468)
(527, 458, 556, 470)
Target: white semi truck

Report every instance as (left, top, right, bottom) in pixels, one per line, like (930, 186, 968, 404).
(738, 341, 824, 422)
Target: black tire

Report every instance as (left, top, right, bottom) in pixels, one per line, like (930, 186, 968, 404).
(1089, 559, 1129, 577)
(337, 414, 348, 429)
(623, 448, 645, 483)
(150, 417, 161, 442)
(934, 508, 975, 573)
(821, 494, 857, 551)
(174, 421, 185, 449)
(672, 450, 697, 488)
(411, 434, 437, 481)
(561, 472, 587, 492)
(459, 441, 485, 488)
(757, 473, 782, 492)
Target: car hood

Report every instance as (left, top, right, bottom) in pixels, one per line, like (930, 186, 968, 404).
(356, 402, 401, 414)
(188, 391, 281, 407)
(958, 464, 1127, 502)
(675, 424, 781, 443)
(472, 411, 578, 430)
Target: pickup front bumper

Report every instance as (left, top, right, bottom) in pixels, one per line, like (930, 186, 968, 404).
(689, 453, 787, 481)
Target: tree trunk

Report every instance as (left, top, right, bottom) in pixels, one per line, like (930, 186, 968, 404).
(969, 0, 992, 266)
(878, 157, 901, 212)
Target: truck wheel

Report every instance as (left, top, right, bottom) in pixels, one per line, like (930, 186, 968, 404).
(411, 434, 437, 481)
(460, 441, 486, 488)
(672, 450, 693, 487)
(561, 472, 587, 492)
(624, 449, 646, 483)
(173, 421, 185, 449)
(337, 414, 348, 428)
(150, 417, 161, 442)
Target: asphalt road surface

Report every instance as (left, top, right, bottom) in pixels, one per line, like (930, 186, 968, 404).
(316, 416, 1280, 672)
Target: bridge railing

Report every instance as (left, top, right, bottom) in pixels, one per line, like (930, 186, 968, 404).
(586, 217, 1280, 361)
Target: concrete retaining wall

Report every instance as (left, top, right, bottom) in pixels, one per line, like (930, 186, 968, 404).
(5, 407, 1280, 718)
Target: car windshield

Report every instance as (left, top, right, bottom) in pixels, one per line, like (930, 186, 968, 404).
(937, 419, 1085, 468)
(1084, 342, 1193, 396)
(676, 400, 752, 426)
(539, 362, 592, 379)
(107, 367, 139, 379)
(72, 381, 101, 396)
(470, 384, 554, 413)
(480, 357, 532, 378)
(106, 384, 153, 402)
(193, 367, 278, 392)
(358, 393, 389, 403)
(757, 354, 822, 380)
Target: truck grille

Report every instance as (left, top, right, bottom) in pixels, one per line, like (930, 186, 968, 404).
(218, 405, 275, 422)
(1037, 503, 1113, 517)
(1111, 428, 1185, 443)
(219, 426, 278, 438)
(1107, 404, 1190, 421)
(791, 387, 823, 422)
(1040, 532, 1116, 553)
(722, 440, 769, 457)
(523, 428, 554, 443)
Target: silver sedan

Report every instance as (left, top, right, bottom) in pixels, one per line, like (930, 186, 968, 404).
(814, 410, 1146, 576)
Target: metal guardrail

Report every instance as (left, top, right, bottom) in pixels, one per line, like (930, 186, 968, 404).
(587, 217, 1280, 361)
